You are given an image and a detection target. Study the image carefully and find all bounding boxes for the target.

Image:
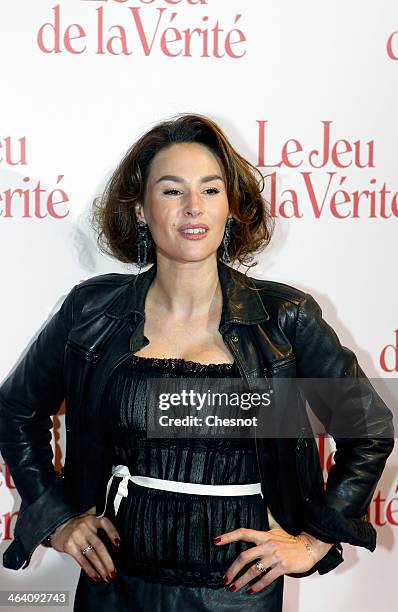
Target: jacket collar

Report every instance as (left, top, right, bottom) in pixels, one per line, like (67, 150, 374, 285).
(106, 259, 269, 332)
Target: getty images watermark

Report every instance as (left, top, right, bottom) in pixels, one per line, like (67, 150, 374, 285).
(145, 375, 396, 439)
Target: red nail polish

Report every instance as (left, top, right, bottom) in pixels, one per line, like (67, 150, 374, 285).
(213, 537, 222, 543)
(93, 575, 101, 583)
(247, 588, 254, 594)
(228, 584, 237, 592)
(110, 570, 116, 578)
(222, 575, 229, 585)
(114, 538, 121, 546)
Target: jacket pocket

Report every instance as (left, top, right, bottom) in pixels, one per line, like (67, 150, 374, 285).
(270, 355, 297, 376)
(65, 339, 99, 363)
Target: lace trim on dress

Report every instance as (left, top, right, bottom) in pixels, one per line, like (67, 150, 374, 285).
(116, 558, 226, 589)
(129, 354, 237, 373)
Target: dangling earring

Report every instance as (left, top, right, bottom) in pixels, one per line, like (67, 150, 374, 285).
(137, 220, 149, 269)
(221, 217, 234, 263)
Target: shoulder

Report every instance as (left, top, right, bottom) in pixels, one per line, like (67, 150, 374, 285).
(71, 272, 135, 316)
(234, 269, 324, 336)
(249, 275, 307, 305)
(75, 272, 134, 292)
(235, 268, 309, 313)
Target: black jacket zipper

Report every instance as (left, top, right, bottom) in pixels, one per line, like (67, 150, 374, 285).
(222, 334, 268, 500)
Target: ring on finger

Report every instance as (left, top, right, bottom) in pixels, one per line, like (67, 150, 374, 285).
(82, 544, 95, 555)
(255, 560, 268, 573)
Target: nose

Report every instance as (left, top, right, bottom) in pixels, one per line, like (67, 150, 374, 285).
(184, 209, 202, 217)
(182, 192, 204, 217)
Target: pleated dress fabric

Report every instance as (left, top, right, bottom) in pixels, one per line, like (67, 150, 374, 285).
(73, 355, 284, 611)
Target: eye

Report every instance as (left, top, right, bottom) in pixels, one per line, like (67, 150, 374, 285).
(163, 189, 181, 195)
(163, 188, 220, 196)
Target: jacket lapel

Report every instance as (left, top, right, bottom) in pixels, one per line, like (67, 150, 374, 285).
(104, 259, 270, 330)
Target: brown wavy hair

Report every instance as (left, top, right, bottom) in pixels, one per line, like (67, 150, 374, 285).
(90, 112, 275, 271)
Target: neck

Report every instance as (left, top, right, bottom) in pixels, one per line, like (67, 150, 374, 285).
(147, 256, 221, 320)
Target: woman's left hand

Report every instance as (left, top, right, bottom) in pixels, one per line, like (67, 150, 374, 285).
(213, 527, 334, 593)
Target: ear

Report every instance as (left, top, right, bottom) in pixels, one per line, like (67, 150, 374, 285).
(135, 202, 146, 224)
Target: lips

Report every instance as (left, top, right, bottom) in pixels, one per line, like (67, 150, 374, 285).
(178, 223, 209, 231)
(177, 224, 210, 240)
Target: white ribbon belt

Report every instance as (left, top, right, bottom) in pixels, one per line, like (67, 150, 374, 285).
(97, 464, 264, 518)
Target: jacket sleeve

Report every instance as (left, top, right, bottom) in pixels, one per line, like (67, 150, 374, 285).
(0, 285, 84, 570)
(293, 293, 395, 557)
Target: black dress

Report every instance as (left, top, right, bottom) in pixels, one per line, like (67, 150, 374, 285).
(73, 356, 284, 611)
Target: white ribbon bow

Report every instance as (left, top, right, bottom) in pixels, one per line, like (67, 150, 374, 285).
(96, 464, 132, 518)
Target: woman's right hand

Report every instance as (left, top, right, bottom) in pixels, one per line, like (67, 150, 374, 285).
(50, 507, 121, 583)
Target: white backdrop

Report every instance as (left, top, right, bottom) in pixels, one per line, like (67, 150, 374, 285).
(0, 1, 397, 610)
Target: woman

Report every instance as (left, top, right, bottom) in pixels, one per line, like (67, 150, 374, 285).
(0, 113, 394, 611)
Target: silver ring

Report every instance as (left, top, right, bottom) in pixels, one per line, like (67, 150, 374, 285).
(82, 544, 94, 555)
(255, 560, 267, 573)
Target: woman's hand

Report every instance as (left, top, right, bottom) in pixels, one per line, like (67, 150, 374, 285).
(213, 526, 334, 594)
(50, 506, 121, 584)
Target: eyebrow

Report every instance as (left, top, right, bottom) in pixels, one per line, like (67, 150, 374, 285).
(155, 174, 224, 184)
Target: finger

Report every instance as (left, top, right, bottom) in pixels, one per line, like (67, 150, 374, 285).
(226, 555, 281, 592)
(66, 541, 105, 583)
(93, 516, 121, 546)
(246, 565, 284, 593)
(223, 539, 279, 586)
(75, 538, 112, 583)
(214, 527, 269, 546)
(81, 528, 117, 579)
(68, 523, 115, 581)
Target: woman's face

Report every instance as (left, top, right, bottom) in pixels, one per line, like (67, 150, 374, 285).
(135, 142, 231, 264)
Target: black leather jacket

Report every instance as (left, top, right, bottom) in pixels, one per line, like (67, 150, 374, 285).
(0, 259, 394, 577)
